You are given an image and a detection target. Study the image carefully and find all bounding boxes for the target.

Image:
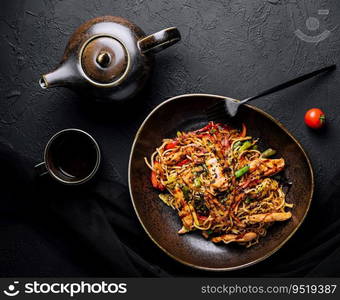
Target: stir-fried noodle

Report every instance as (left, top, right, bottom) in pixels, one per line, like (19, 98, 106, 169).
(145, 122, 293, 247)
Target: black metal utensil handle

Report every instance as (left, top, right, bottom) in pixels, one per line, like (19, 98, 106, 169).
(242, 64, 336, 104)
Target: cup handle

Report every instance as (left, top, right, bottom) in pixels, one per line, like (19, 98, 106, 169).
(34, 162, 48, 176)
(138, 27, 181, 54)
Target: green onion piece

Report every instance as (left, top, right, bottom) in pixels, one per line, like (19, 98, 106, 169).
(252, 144, 258, 150)
(182, 186, 190, 201)
(261, 148, 277, 158)
(207, 230, 213, 235)
(244, 197, 252, 204)
(233, 141, 242, 149)
(177, 131, 182, 137)
(159, 194, 171, 206)
(220, 197, 228, 204)
(194, 177, 201, 187)
(239, 141, 252, 152)
(166, 175, 177, 184)
(235, 165, 250, 178)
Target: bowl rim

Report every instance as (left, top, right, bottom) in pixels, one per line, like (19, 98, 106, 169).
(128, 93, 314, 271)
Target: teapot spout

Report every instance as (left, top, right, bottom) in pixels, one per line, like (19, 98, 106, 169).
(39, 63, 73, 89)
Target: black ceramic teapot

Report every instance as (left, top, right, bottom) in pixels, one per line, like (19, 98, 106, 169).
(40, 16, 180, 102)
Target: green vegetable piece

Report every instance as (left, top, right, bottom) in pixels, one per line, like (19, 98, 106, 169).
(235, 165, 250, 178)
(244, 197, 252, 204)
(166, 175, 176, 184)
(261, 148, 277, 158)
(239, 141, 252, 152)
(233, 141, 242, 149)
(177, 131, 182, 137)
(182, 186, 190, 201)
(194, 177, 201, 187)
(252, 144, 258, 150)
(159, 194, 171, 206)
(210, 128, 217, 134)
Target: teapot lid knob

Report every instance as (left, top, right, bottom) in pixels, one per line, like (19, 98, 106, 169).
(81, 36, 128, 84)
(96, 51, 112, 68)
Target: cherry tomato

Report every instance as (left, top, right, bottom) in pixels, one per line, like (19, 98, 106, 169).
(304, 108, 326, 129)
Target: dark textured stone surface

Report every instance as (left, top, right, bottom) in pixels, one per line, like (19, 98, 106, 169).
(0, 0, 339, 275)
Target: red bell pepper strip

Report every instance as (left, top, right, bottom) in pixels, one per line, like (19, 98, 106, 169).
(165, 141, 178, 150)
(151, 162, 165, 190)
(196, 133, 212, 139)
(240, 123, 247, 137)
(176, 159, 190, 166)
(196, 122, 215, 133)
(198, 215, 208, 222)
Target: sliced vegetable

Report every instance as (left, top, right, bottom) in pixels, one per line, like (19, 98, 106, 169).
(151, 162, 165, 190)
(159, 194, 173, 206)
(244, 197, 252, 204)
(197, 133, 212, 139)
(196, 122, 216, 133)
(177, 131, 182, 137)
(182, 186, 190, 201)
(239, 141, 252, 152)
(210, 128, 217, 134)
(151, 171, 165, 190)
(198, 215, 207, 221)
(177, 159, 190, 166)
(240, 123, 247, 137)
(197, 124, 211, 132)
(233, 141, 242, 149)
(194, 177, 201, 187)
(166, 175, 177, 184)
(165, 141, 178, 150)
(235, 165, 250, 178)
(261, 148, 277, 158)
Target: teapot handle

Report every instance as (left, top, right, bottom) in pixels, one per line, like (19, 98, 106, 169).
(138, 27, 181, 54)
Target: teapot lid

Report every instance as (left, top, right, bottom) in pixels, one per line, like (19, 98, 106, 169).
(81, 36, 128, 84)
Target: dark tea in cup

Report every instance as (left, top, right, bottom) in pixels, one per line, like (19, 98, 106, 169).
(35, 129, 101, 185)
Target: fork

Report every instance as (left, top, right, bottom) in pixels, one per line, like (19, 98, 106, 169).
(206, 64, 336, 120)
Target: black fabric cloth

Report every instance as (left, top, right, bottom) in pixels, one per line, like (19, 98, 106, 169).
(0, 137, 339, 277)
(0, 137, 167, 277)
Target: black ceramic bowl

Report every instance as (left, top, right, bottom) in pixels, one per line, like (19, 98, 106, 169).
(128, 93, 314, 271)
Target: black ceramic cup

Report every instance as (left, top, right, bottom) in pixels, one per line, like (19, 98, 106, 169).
(35, 128, 101, 185)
